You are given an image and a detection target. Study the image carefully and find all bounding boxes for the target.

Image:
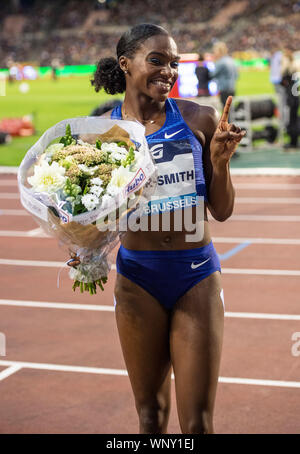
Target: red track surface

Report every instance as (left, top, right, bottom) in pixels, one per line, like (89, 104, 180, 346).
(0, 173, 300, 434)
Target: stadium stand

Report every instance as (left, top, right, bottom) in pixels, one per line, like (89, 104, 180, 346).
(0, 0, 300, 66)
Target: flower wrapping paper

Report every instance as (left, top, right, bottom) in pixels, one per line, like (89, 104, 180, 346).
(17, 117, 157, 293)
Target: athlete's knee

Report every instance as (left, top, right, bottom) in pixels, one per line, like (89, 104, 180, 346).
(182, 411, 214, 434)
(136, 398, 170, 434)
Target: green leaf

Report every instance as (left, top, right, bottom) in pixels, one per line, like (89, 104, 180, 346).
(59, 124, 76, 147)
(117, 141, 128, 148)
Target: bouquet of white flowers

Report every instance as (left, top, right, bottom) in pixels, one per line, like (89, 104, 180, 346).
(18, 117, 156, 294)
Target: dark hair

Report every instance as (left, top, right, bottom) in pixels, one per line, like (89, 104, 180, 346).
(91, 23, 169, 95)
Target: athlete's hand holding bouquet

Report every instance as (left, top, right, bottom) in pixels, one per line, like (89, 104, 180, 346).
(18, 117, 156, 294)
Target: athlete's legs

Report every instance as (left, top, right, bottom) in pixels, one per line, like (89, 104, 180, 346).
(114, 273, 172, 434)
(170, 271, 224, 434)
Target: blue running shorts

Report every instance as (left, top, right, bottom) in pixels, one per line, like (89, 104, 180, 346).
(116, 241, 221, 310)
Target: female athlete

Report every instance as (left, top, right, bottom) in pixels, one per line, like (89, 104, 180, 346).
(88, 23, 244, 434)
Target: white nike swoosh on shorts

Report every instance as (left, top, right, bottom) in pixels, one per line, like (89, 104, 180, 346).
(164, 128, 184, 139)
(191, 257, 211, 269)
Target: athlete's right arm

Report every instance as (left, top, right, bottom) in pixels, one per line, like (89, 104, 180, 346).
(176, 99, 239, 222)
(206, 97, 245, 221)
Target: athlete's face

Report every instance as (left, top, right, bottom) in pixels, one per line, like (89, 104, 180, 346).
(121, 34, 180, 102)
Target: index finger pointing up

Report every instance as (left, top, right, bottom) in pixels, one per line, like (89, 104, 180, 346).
(219, 96, 232, 123)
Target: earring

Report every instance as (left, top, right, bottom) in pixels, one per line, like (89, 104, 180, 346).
(124, 70, 128, 74)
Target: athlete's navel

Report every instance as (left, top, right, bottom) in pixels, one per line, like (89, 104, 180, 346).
(161, 235, 172, 245)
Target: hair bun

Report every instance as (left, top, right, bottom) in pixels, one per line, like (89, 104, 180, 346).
(91, 57, 126, 95)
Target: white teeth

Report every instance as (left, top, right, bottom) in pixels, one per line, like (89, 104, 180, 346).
(152, 80, 171, 89)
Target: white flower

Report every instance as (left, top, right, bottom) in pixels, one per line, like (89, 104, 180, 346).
(91, 177, 103, 186)
(101, 142, 123, 153)
(110, 151, 126, 162)
(105, 165, 134, 198)
(110, 165, 133, 188)
(90, 185, 104, 197)
(100, 193, 114, 209)
(106, 184, 121, 197)
(78, 164, 98, 175)
(64, 155, 75, 163)
(45, 143, 64, 156)
(101, 142, 115, 152)
(77, 139, 93, 147)
(69, 253, 110, 282)
(81, 193, 100, 211)
(28, 160, 66, 193)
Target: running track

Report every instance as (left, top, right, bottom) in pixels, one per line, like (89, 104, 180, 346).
(0, 171, 300, 434)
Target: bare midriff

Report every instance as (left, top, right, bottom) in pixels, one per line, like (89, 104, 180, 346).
(120, 204, 211, 250)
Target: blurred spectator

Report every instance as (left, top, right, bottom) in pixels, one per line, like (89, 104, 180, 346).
(0, 131, 12, 145)
(195, 53, 210, 97)
(0, 0, 300, 67)
(270, 50, 283, 87)
(209, 42, 239, 107)
(270, 50, 287, 126)
(51, 58, 60, 81)
(280, 48, 299, 149)
(293, 1, 300, 12)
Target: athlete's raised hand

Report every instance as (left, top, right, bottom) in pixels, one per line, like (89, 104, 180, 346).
(210, 96, 246, 167)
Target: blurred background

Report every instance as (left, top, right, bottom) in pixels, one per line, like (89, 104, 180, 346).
(0, 0, 300, 168)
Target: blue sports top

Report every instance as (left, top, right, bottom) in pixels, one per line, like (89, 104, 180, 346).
(111, 97, 208, 215)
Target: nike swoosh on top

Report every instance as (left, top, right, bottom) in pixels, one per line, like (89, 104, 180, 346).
(191, 257, 211, 269)
(164, 129, 184, 139)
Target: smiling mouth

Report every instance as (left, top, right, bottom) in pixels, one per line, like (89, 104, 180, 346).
(150, 80, 172, 91)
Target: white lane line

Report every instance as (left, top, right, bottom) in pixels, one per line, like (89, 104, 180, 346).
(235, 197, 300, 204)
(0, 359, 299, 389)
(0, 299, 299, 320)
(1, 210, 300, 222)
(222, 268, 300, 276)
(0, 365, 22, 381)
(0, 167, 18, 174)
(0, 209, 28, 215)
(0, 193, 19, 199)
(0, 299, 115, 312)
(2, 182, 300, 189)
(235, 183, 300, 190)
(225, 312, 300, 321)
(1, 231, 300, 245)
(3, 165, 300, 175)
(230, 168, 300, 176)
(0, 360, 128, 377)
(26, 228, 48, 237)
(0, 258, 66, 267)
(0, 258, 299, 276)
(213, 237, 300, 245)
(210, 214, 300, 222)
(218, 376, 300, 389)
(0, 180, 17, 186)
(0, 231, 34, 237)
(2, 193, 300, 203)
(0, 229, 49, 238)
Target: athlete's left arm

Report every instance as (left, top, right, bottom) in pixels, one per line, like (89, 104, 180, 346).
(177, 97, 245, 221)
(203, 96, 245, 221)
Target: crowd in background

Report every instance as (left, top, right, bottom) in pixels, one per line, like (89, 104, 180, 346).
(0, 0, 299, 149)
(0, 0, 300, 67)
